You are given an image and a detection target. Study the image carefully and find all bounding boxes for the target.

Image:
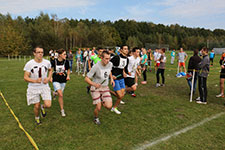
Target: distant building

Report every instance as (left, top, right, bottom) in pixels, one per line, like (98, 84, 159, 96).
(213, 48, 225, 54)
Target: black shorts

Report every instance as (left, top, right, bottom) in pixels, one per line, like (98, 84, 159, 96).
(125, 77, 135, 87)
(220, 69, 225, 78)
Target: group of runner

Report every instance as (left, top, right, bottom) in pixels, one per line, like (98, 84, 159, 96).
(24, 47, 70, 124)
(24, 46, 222, 125)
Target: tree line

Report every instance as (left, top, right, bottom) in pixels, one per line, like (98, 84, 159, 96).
(0, 12, 225, 56)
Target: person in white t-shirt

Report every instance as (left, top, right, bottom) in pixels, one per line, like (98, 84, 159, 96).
(154, 49, 161, 72)
(24, 47, 52, 125)
(85, 50, 115, 125)
(125, 47, 140, 97)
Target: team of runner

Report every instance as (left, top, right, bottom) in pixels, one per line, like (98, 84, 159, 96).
(24, 46, 219, 125)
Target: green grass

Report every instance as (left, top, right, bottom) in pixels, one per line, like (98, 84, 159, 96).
(0, 51, 225, 150)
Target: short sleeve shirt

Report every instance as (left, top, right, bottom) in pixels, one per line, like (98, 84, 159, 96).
(141, 54, 148, 65)
(24, 59, 51, 88)
(177, 52, 187, 62)
(87, 61, 113, 86)
(127, 56, 140, 78)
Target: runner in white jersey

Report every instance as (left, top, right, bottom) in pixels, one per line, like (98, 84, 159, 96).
(24, 47, 52, 125)
(125, 47, 140, 97)
(85, 51, 115, 125)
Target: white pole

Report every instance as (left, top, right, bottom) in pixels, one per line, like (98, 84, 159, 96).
(190, 70, 195, 102)
(24, 56, 26, 62)
(83, 58, 87, 77)
(8, 55, 10, 61)
(177, 60, 180, 74)
(19, 55, 21, 61)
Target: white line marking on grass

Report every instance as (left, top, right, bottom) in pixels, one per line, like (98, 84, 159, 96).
(135, 112, 225, 150)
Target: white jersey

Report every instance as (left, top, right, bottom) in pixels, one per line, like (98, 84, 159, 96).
(127, 56, 140, 78)
(154, 52, 158, 61)
(54, 52, 58, 59)
(157, 53, 162, 63)
(87, 61, 112, 87)
(24, 59, 51, 88)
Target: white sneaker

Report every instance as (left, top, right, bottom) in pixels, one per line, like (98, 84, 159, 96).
(120, 100, 125, 104)
(111, 107, 121, 114)
(216, 93, 224, 98)
(156, 83, 160, 87)
(94, 118, 101, 125)
(196, 97, 201, 101)
(61, 110, 66, 117)
(196, 101, 207, 104)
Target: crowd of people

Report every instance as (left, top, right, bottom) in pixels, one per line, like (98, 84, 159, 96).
(24, 46, 222, 125)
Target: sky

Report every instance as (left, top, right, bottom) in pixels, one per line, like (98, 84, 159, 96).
(1, 0, 225, 31)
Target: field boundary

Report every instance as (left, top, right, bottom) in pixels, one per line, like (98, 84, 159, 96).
(134, 112, 225, 150)
(0, 91, 39, 150)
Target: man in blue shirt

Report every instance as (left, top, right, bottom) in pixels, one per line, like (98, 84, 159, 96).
(170, 49, 175, 64)
(209, 49, 215, 66)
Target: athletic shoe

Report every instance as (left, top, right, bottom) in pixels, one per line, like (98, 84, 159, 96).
(196, 101, 207, 104)
(94, 118, 101, 125)
(156, 83, 161, 87)
(196, 97, 201, 101)
(111, 107, 121, 114)
(216, 93, 224, 98)
(120, 100, 125, 104)
(86, 86, 90, 94)
(61, 110, 66, 117)
(131, 93, 136, 97)
(35, 118, 41, 125)
(141, 81, 147, 84)
(40, 104, 46, 117)
(161, 84, 165, 87)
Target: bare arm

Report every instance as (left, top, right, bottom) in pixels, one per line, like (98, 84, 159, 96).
(66, 69, 70, 80)
(43, 69, 52, 84)
(110, 72, 115, 87)
(85, 76, 100, 89)
(24, 71, 41, 83)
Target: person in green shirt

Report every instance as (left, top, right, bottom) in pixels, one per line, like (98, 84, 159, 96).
(141, 49, 148, 84)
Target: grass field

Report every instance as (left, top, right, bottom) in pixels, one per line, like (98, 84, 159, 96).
(0, 51, 225, 150)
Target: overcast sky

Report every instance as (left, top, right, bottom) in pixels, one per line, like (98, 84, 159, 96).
(1, 0, 225, 30)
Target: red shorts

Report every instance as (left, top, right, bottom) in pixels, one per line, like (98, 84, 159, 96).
(179, 62, 185, 67)
(156, 62, 160, 67)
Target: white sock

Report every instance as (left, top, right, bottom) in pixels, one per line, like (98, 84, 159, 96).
(61, 109, 64, 112)
(35, 116, 40, 120)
